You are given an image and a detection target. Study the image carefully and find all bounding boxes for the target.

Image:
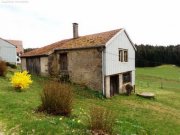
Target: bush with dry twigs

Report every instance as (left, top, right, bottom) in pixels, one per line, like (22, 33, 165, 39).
(0, 60, 7, 77)
(38, 81, 73, 116)
(88, 106, 116, 135)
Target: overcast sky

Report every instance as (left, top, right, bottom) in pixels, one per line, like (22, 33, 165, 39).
(0, 0, 180, 48)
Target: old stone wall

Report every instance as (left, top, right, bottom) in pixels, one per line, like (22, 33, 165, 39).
(56, 48, 102, 90)
(40, 57, 48, 76)
(48, 53, 59, 76)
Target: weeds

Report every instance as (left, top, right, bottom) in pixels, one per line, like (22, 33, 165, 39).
(38, 81, 73, 116)
(0, 60, 7, 77)
(88, 106, 116, 135)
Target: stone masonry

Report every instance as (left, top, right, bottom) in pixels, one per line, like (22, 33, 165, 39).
(55, 48, 102, 90)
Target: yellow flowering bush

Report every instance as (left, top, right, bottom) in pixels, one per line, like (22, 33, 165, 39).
(11, 71, 32, 90)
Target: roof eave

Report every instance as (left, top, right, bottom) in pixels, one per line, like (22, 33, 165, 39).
(0, 37, 17, 48)
(123, 30, 137, 51)
(21, 54, 48, 58)
(21, 45, 105, 58)
(54, 44, 105, 51)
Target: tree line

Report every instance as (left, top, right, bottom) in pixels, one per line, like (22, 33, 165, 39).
(24, 45, 180, 67)
(135, 44, 180, 67)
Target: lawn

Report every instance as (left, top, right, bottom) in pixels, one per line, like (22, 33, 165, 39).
(0, 65, 180, 135)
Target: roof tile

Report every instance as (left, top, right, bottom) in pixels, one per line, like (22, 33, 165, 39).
(22, 29, 121, 57)
(7, 40, 24, 53)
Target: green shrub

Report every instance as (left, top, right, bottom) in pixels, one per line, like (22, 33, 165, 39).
(88, 106, 116, 135)
(6, 62, 17, 69)
(0, 60, 7, 76)
(39, 81, 73, 116)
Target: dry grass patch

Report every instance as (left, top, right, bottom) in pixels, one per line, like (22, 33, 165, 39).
(38, 81, 73, 116)
(88, 106, 116, 135)
(0, 61, 7, 77)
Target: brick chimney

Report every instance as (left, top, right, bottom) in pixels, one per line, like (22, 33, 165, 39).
(73, 23, 79, 38)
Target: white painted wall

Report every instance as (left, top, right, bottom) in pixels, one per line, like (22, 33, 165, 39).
(17, 54, 21, 64)
(104, 29, 135, 85)
(132, 70, 135, 85)
(0, 39, 16, 64)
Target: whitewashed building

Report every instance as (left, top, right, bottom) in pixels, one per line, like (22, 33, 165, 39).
(103, 29, 136, 97)
(0, 38, 17, 64)
(7, 40, 24, 64)
(22, 23, 136, 98)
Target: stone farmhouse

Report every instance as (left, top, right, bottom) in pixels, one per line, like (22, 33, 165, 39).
(21, 23, 136, 98)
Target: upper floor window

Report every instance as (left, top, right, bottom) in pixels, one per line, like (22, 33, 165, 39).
(119, 49, 123, 62)
(119, 49, 128, 62)
(124, 50, 128, 62)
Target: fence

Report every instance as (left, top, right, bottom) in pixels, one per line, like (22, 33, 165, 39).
(136, 79, 180, 90)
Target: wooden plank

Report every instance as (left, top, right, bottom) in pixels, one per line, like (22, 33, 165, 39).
(26, 57, 40, 75)
(60, 53, 68, 71)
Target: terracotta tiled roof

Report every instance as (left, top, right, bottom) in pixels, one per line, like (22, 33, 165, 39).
(7, 40, 24, 53)
(22, 39, 70, 57)
(21, 29, 121, 57)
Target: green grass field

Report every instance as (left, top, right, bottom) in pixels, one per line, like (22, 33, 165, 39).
(0, 65, 179, 135)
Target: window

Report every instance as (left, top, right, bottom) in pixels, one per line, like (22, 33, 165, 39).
(119, 49, 123, 62)
(124, 50, 128, 62)
(119, 49, 128, 62)
(123, 72, 131, 83)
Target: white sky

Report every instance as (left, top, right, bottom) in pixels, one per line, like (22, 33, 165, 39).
(0, 0, 180, 48)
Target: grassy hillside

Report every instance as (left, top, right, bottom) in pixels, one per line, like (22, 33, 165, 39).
(0, 65, 179, 135)
(136, 65, 180, 109)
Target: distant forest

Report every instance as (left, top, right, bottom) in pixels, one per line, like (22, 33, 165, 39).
(24, 48, 38, 53)
(135, 44, 180, 67)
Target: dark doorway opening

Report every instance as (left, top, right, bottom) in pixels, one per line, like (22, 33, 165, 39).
(59, 53, 68, 71)
(59, 53, 69, 82)
(110, 75, 119, 96)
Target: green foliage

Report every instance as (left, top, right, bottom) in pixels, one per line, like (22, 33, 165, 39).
(0, 60, 7, 76)
(24, 48, 37, 53)
(88, 106, 116, 135)
(135, 44, 180, 67)
(6, 62, 17, 69)
(39, 81, 73, 116)
(0, 65, 179, 134)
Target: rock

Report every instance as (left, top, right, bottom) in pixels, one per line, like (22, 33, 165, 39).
(137, 92, 155, 99)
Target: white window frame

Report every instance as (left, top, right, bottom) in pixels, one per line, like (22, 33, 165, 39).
(119, 49, 128, 62)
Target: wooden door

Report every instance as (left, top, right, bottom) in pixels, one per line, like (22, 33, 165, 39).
(110, 75, 119, 96)
(60, 53, 68, 71)
(26, 57, 40, 75)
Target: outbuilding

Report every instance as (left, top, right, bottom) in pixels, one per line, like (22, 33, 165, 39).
(21, 23, 136, 98)
(0, 38, 17, 64)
